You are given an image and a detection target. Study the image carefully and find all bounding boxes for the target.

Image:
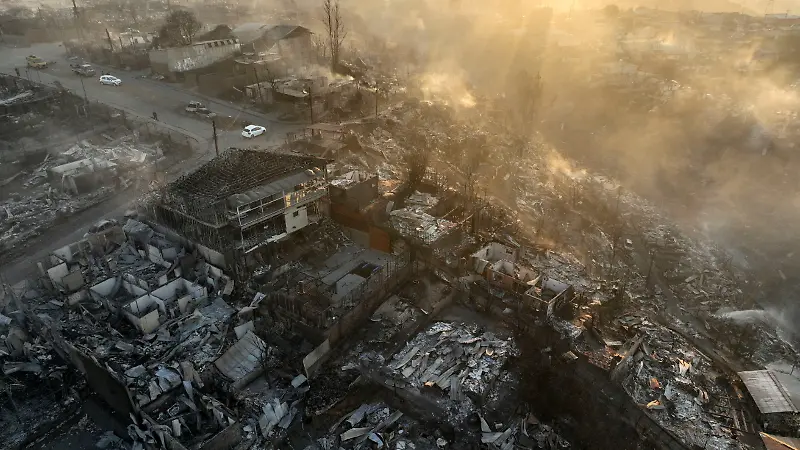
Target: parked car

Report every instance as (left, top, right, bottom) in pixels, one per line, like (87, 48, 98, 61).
(70, 63, 95, 77)
(99, 75, 122, 86)
(185, 101, 204, 112)
(26, 55, 47, 69)
(84, 219, 119, 237)
(242, 124, 267, 138)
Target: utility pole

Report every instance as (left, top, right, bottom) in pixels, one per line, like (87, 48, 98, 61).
(307, 84, 314, 124)
(646, 249, 657, 288)
(79, 75, 88, 105)
(253, 67, 264, 106)
(212, 120, 219, 156)
(71, 0, 82, 40)
(105, 28, 114, 53)
(375, 86, 379, 117)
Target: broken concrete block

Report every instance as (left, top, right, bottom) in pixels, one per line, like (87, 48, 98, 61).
(291, 374, 308, 388)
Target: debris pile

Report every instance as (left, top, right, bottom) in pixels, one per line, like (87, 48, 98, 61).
(0, 138, 163, 260)
(604, 316, 740, 448)
(326, 403, 409, 449)
(61, 138, 164, 166)
(387, 321, 518, 398)
(0, 186, 114, 256)
(389, 208, 457, 245)
(0, 90, 34, 106)
(479, 413, 571, 450)
(128, 387, 237, 450)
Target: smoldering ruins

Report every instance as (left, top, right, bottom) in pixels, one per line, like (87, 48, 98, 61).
(6, 0, 800, 450)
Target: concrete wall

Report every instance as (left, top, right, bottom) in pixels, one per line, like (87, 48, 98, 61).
(330, 176, 379, 210)
(47, 263, 69, 289)
(52, 240, 89, 264)
(76, 350, 136, 417)
(171, 40, 240, 72)
(200, 422, 242, 450)
(149, 49, 169, 65)
(344, 227, 370, 247)
(125, 294, 165, 334)
(303, 338, 330, 377)
(149, 39, 240, 74)
(369, 227, 391, 253)
(151, 277, 207, 314)
(89, 277, 147, 302)
(284, 206, 309, 233)
(473, 242, 518, 263)
(146, 220, 227, 268)
(147, 242, 178, 268)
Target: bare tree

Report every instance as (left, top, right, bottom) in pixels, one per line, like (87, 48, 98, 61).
(126, 0, 140, 26)
(402, 146, 430, 191)
(322, 0, 346, 72)
(400, 131, 432, 191)
(158, 10, 202, 47)
(461, 134, 488, 200)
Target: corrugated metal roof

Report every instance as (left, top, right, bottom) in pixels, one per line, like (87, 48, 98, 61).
(232, 23, 311, 46)
(227, 169, 317, 208)
(231, 22, 270, 44)
(761, 432, 800, 450)
(739, 370, 799, 414)
(213, 330, 265, 382)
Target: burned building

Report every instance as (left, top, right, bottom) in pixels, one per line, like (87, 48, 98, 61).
(738, 370, 800, 436)
(328, 169, 393, 252)
(266, 243, 412, 376)
(232, 23, 314, 75)
(148, 38, 241, 80)
(470, 242, 575, 320)
(148, 149, 330, 272)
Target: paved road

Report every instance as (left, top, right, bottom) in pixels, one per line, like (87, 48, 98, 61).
(0, 42, 307, 284)
(0, 42, 301, 149)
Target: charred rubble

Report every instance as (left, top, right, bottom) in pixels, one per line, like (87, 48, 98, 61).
(2, 78, 799, 450)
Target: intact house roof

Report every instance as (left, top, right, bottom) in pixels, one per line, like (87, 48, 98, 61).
(232, 23, 312, 46)
(167, 149, 328, 204)
(262, 25, 312, 46)
(232, 22, 271, 44)
(738, 370, 800, 414)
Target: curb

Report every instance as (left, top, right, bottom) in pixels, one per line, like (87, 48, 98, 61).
(2, 70, 209, 144)
(134, 76, 309, 126)
(98, 98, 209, 144)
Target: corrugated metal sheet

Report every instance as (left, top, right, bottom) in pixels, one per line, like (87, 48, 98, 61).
(739, 370, 799, 414)
(213, 331, 265, 382)
(761, 432, 800, 450)
(228, 170, 317, 208)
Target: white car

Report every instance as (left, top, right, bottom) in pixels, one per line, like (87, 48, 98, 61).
(242, 124, 266, 138)
(99, 75, 121, 86)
